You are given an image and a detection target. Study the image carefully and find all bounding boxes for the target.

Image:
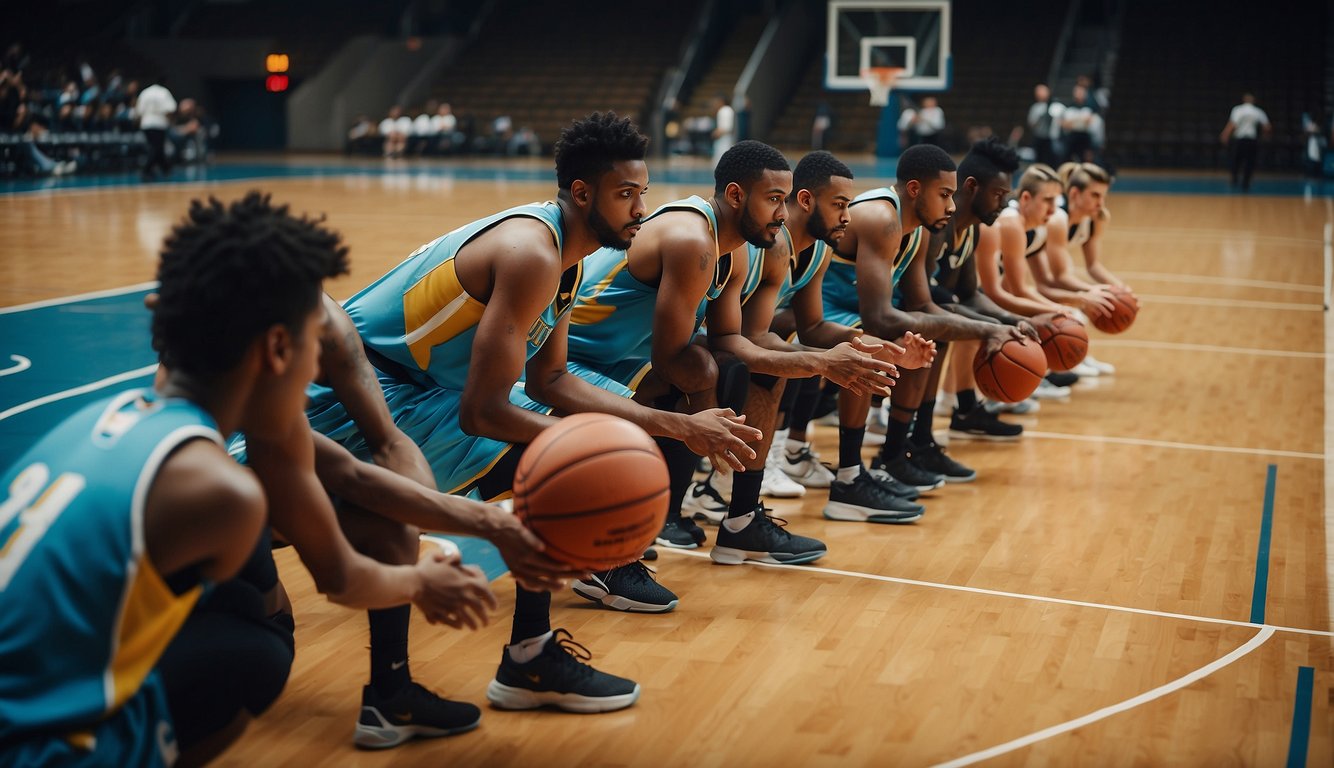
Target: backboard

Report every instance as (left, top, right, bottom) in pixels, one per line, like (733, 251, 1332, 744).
(825, 0, 951, 93)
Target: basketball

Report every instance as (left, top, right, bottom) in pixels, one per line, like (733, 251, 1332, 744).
(1036, 315, 1090, 371)
(972, 339, 1048, 403)
(513, 413, 669, 570)
(1090, 287, 1138, 334)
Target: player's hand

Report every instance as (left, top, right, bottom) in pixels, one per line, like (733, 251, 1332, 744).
(1080, 287, 1116, 318)
(889, 332, 937, 369)
(682, 408, 760, 473)
(983, 325, 1027, 357)
(1015, 319, 1044, 342)
(820, 341, 897, 397)
(488, 514, 590, 593)
(413, 549, 498, 629)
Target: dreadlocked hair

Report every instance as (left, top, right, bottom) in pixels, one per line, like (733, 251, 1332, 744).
(152, 191, 350, 377)
(554, 111, 649, 190)
(957, 136, 1019, 188)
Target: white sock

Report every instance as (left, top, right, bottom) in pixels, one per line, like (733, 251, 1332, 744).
(836, 465, 862, 483)
(722, 510, 753, 533)
(506, 630, 553, 664)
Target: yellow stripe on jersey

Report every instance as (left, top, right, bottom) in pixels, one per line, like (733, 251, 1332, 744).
(402, 259, 486, 370)
(569, 259, 631, 325)
(896, 227, 924, 272)
(109, 557, 201, 712)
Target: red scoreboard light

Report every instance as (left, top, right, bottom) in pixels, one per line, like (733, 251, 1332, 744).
(265, 75, 289, 92)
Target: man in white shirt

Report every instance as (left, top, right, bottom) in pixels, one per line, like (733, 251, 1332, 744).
(1220, 93, 1271, 192)
(430, 102, 464, 155)
(1026, 84, 1061, 165)
(711, 94, 735, 165)
(135, 77, 176, 181)
(378, 106, 411, 158)
(899, 95, 945, 147)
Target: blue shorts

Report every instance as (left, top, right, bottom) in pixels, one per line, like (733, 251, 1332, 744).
(566, 358, 649, 395)
(306, 377, 552, 495)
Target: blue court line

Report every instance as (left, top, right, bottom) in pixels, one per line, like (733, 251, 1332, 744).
(1249, 464, 1278, 624)
(1286, 666, 1314, 768)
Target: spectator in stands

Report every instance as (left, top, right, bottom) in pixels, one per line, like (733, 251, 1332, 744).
(710, 93, 735, 164)
(431, 102, 465, 155)
(411, 100, 438, 156)
(346, 114, 378, 156)
(113, 99, 136, 132)
(170, 98, 205, 165)
(379, 105, 410, 158)
(136, 75, 177, 181)
(1061, 84, 1098, 163)
(812, 101, 832, 150)
(3, 42, 29, 74)
(10, 102, 73, 176)
(1220, 93, 1271, 192)
(1027, 84, 1061, 166)
(0, 67, 25, 129)
(506, 124, 539, 157)
(1301, 112, 1325, 178)
(898, 95, 945, 147)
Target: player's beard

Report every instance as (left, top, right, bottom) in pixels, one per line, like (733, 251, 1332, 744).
(976, 198, 1003, 226)
(915, 196, 949, 232)
(589, 205, 636, 250)
(807, 206, 845, 247)
(740, 205, 780, 248)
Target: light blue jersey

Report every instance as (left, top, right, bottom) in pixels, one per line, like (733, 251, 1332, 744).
(567, 196, 732, 389)
(307, 202, 579, 495)
(822, 187, 924, 328)
(739, 225, 831, 311)
(0, 389, 220, 765)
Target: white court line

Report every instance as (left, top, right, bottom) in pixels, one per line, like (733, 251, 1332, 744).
(1115, 270, 1322, 294)
(0, 365, 158, 424)
(662, 549, 1333, 637)
(0, 356, 32, 377)
(931, 627, 1276, 767)
(0, 282, 158, 314)
(1022, 430, 1323, 461)
(1135, 294, 1325, 312)
(1092, 338, 1324, 360)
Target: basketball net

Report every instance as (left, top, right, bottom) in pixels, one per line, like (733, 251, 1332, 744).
(862, 67, 903, 107)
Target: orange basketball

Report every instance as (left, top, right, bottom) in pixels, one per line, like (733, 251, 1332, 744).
(513, 413, 669, 570)
(1090, 287, 1138, 334)
(972, 339, 1047, 403)
(1036, 315, 1090, 372)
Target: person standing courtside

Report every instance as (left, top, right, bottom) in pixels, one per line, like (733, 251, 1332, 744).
(136, 75, 176, 181)
(1220, 93, 1271, 192)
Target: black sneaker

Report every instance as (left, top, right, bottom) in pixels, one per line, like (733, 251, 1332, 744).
(908, 441, 977, 483)
(871, 453, 945, 492)
(823, 470, 924, 523)
(655, 516, 706, 548)
(641, 547, 658, 561)
(572, 561, 678, 613)
(354, 682, 481, 749)
(681, 473, 729, 524)
(948, 406, 1023, 442)
(865, 468, 921, 500)
(486, 629, 640, 713)
(711, 506, 826, 565)
(1045, 370, 1079, 387)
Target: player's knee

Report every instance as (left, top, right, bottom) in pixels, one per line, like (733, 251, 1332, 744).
(716, 356, 749, 413)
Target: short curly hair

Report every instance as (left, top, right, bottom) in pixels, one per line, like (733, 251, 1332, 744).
(895, 144, 956, 187)
(152, 191, 349, 377)
(791, 150, 853, 200)
(554, 111, 649, 190)
(714, 140, 790, 194)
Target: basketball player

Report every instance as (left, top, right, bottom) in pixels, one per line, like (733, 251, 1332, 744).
(691, 150, 936, 526)
(566, 140, 838, 568)
(0, 193, 358, 766)
(307, 113, 754, 713)
(823, 144, 1031, 495)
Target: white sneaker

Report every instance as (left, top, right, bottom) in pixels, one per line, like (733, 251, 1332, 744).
(862, 402, 888, 446)
(1031, 379, 1071, 400)
(984, 396, 1040, 415)
(814, 411, 840, 427)
(1084, 354, 1115, 375)
(1071, 361, 1100, 378)
(761, 464, 806, 498)
(682, 470, 730, 524)
(781, 442, 835, 488)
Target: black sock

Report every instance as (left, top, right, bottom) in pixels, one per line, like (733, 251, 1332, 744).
(655, 436, 697, 525)
(776, 376, 802, 431)
(787, 376, 821, 440)
(838, 426, 864, 469)
(880, 412, 912, 463)
(727, 469, 763, 519)
(368, 606, 411, 697)
(957, 389, 977, 414)
(911, 400, 936, 447)
(510, 586, 551, 645)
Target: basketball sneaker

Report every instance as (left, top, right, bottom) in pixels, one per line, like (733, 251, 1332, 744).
(823, 470, 925, 523)
(985, 396, 1040, 415)
(572, 561, 678, 613)
(781, 443, 835, 488)
(486, 629, 640, 713)
(866, 467, 921, 500)
(710, 506, 826, 565)
(354, 682, 481, 749)
(864, 402, 888, 446)
(1084, 353, 1115, 375)
(682, 470, 729, 524)
(655, 516, 706, 549)
(1045, 371, 1079, 387)
(871, 453, 945, 492)
(907, 441, 976, 483)
(1031, 379, 1071, 400)
(1071, 361, 1100, 378)
(761, 435, 805, 498)
(949, 406, 1023, 441)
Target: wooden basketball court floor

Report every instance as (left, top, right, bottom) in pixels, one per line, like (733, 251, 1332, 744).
(1, 159, 1330, 765)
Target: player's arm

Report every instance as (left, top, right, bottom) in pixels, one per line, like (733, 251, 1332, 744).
(318, 295, 434, 488)
(458, 224, 565, 444)
(247, 424, 496, 626)
(990, 219, 1069, 315)
(1078, 218, 1127, 288)
(896, 236, 1024, 353)
(649, 226, 732, 399)
(850, 206, 926, 342)
(1033, 221, 1114, 317)
(525, 309, 760, 471)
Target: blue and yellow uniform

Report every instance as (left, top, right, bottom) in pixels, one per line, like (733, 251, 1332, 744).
(566, 196, 733, 391)
(306, 202, 578, 495)
(822, 187, 924, 328)
(0, 389, 220, 767)
(931, 221, 979, 299)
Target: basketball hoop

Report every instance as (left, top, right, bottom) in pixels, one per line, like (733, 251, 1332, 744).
(862, 67, 903, 107)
